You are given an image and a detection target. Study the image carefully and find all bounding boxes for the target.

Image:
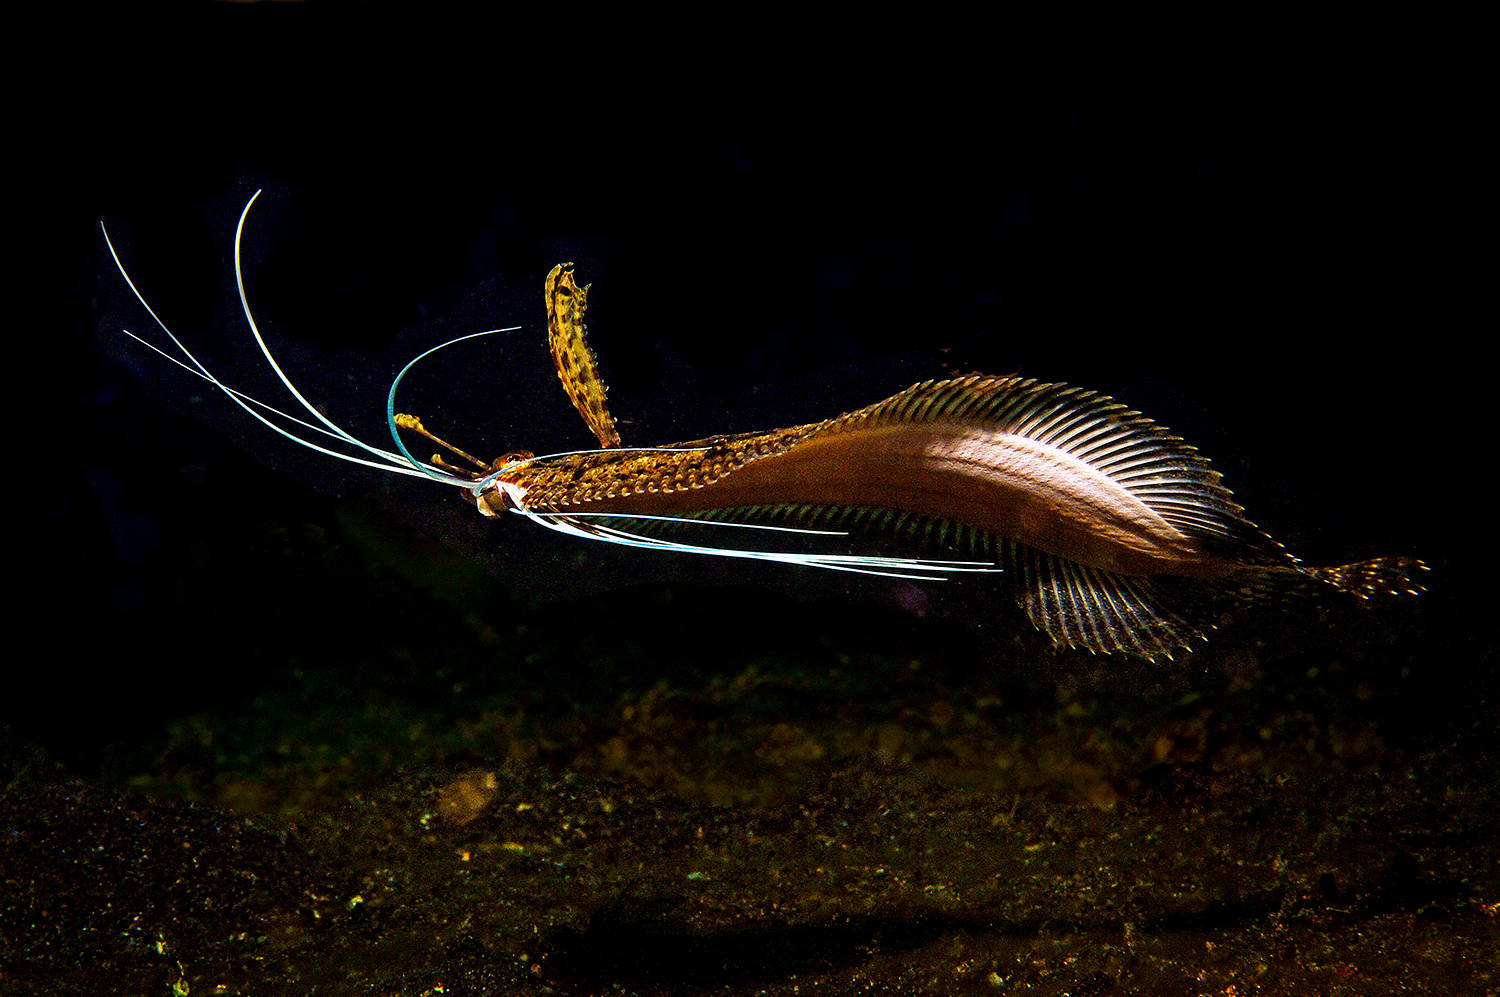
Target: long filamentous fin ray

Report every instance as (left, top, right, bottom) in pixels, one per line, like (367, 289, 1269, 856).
(230, 191, 370, 456)
(563, 502, 1208, 655)
(566, 517, 1002, 580)
(384, 328, 520, 482)
(555, 510, 850, 536)
(515, 510, 1004, 581)
(227, 193, 490, 482)
(563, 501, 1015, 572)
(112, 214, 1428, 658)
(104, 198, 514, 487)
(103, 218, 456, 480)
(118, 328, 437, 478)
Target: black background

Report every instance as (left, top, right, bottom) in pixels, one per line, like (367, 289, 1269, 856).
(18, 9, 1473, 765)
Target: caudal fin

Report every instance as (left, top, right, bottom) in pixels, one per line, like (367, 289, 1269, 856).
(1309, 556, 1428, 599)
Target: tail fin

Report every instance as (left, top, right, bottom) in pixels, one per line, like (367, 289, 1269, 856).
(1308, 556, 1428, 599)
(1218, 555, 1428, 606)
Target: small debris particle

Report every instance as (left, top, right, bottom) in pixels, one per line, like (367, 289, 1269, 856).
(436, 769, 500, 825)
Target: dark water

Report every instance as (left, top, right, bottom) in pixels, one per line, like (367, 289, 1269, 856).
(11, 20, 1485, 993)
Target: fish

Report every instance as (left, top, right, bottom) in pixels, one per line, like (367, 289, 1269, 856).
(104, 191, 1425, 660)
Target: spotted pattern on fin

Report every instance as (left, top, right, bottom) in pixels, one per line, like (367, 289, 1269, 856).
(546, 263, 621, 449)
(1309, 557, 1429, 599)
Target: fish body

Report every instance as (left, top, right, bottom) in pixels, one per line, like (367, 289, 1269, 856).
(469, 265, 1422, 658)
(105, 198, 1424, 660)
(482, 376, 1250, 581)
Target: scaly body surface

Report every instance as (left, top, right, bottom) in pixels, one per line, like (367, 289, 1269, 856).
(105, 192, 1425, 659)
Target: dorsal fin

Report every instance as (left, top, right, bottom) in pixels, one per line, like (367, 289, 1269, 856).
(824, 374, 1290, 565)
(545, 263, 621, 448)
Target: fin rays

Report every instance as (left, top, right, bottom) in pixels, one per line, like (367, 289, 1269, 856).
(108, 199, 1427, 661)
(1008, 543, 1204, 659)
(833, 375, 1289, 563)
(517, 508, 1005, 582)
(102, 195, 509, 488)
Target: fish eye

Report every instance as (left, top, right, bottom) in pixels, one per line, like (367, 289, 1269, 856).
(493, 449, 533, 470)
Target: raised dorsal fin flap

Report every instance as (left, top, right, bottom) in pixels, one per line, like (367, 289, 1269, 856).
(545, 263, 621, 449)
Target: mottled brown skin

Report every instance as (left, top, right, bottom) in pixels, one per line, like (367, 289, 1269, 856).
(477, 380, 1236, 580)
(546, 264, 620, 449)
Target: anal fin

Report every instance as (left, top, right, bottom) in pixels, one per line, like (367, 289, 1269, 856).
(1006, 544, 1209, 660)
